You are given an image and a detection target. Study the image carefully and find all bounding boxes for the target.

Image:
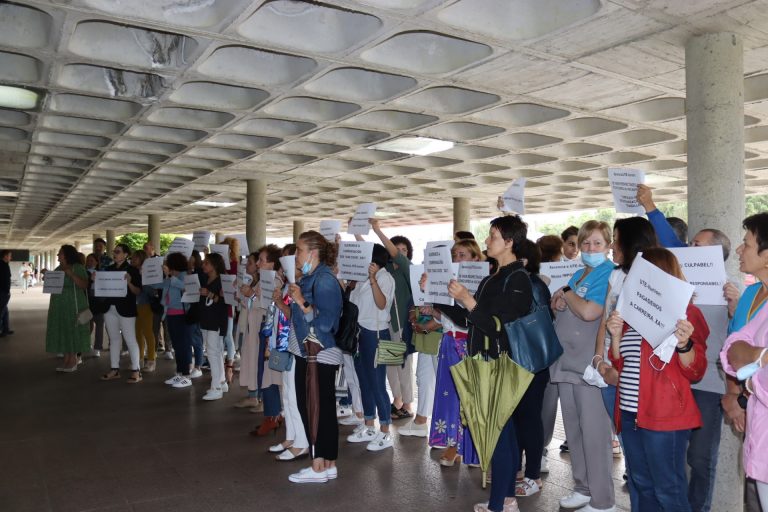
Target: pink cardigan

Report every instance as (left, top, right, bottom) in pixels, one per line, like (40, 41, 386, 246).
(721, 304, 768, 483)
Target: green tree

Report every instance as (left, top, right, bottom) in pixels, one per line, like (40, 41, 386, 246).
(114, 233, 184, 254)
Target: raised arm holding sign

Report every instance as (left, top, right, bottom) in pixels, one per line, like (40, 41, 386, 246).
(348, 203, 377, 235)
(193, 231, 212, 252)
(608, 167, 645, 214)
(319, 220, 343, 242)
(166, 237, 195, 258)
(500, 178, 526, 214)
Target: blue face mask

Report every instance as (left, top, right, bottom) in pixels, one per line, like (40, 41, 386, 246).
(581, 252, 607, 268)
(301, 259, 312, 275)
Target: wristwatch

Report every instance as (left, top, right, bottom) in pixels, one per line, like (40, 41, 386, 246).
(737, 392, 748, 410)
(302, 300, 310, 309)
(562, 285, 571, 294)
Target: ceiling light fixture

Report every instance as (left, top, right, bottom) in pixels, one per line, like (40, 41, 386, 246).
(0, 85, 38, 109)
(369, 136, 454, 156)
(193, 200, 236, 208)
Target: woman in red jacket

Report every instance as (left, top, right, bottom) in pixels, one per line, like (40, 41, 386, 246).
(606, 248, 709, 512)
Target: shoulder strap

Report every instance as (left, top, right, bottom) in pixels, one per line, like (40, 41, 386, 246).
(501, 267, 539, 310)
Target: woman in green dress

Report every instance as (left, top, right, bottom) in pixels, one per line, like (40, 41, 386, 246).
(46, 244, 91, 372)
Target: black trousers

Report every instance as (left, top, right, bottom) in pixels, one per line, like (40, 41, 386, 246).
(513, 368, 549, 479)
(295, 356, 339, 461)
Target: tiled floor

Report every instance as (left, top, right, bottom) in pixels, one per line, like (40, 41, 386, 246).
(0, 288, 630, 512)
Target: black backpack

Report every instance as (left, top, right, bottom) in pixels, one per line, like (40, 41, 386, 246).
(335, 284, 359, 354)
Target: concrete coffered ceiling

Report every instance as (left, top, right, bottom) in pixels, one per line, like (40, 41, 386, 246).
(4, 0, 768, 248)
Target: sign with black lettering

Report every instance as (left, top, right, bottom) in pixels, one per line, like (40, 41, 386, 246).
(337, 241, 374, 282)
(668, 246, 727, 306)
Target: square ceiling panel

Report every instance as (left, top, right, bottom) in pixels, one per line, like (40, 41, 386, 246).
(125, 125, 207, 143)
(486, 132, 562, 149)
(232, 118, 315, 137)
(114, 139, 185, 155)
(264, 97, 360, 122)
(419, 122, 505, 141)
(304, 67, 416, 102)
(72, 0, 251, 29)
(0, 51, 42, 83)
(309, 127, 389, 145)
(0, 109, 31, 127)
(169, 82, 269, 111)
(57, 64, 165, 100)
(238, 1, 382, 54)
(147, 107, 234, 129)
(471, 102, 570, 127)
(197, 46, 317, 87)
(39, 115, 124, 136)
(36, 131, 109, 148)
(206, 133, 281, 149)
(49, 94, 142, 120)
(344, 110, 437, 131)
(544, 117, 627, 137)
(0, 3, 53, 49)
(361, 31, 492, 75)
(395, 86, 499, 115)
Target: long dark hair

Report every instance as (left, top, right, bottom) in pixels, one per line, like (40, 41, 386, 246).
(205, 252, 226, 277)
(614, 217, 658, 272)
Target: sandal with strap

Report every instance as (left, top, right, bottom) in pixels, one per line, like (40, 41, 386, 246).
(101, 369, 120, 381)
(225, 362, 234, 384)
(515, 477, 541, 497)
(126, 371, 143, 384)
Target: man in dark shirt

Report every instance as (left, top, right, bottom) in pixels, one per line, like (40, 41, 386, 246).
(0, 250, 13, 336)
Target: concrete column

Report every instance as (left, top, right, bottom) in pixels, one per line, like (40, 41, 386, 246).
(686, 32, 745, 512)
(293, 220, 305, 243)
(92, 233, 100, 245)
(74, 241, 81, 252)
(453, 197, 471, 235)
(148, 215, 160, 256)
(106, 229, 115, 253)
(246, 179, 267, 251)
(47, 250, 53, 269)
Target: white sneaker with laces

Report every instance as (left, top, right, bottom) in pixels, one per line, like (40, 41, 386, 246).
(87, 349, 101, 358)
(576, 505, 615, 512)
(339, 415, 363, 426)
(164, 374, 182, 385)
(163, 351, 175, 360)
(398, 420, 429, 437)
(189, 368, 203, 379)
(337, 406, 352, 418)
(347, 425, 376, 443)
(289, 466, 328, 484)
(221, 382, 229, 393)
(560, 491, 591, 509)
(540, 456, 549, 473)
(366, 431, 393, 451)
(202, 388, 223, 401)
(172, 377, 192, 388)
(326, 466, 338, 480)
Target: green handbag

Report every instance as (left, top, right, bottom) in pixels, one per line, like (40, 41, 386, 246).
(413, 331, 442, 355)
(375, 338, 407, 366)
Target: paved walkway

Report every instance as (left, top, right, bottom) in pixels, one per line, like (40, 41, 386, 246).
(0, 287, 630, 512)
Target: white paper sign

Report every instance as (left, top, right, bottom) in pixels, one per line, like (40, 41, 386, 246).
(42, 271, 65, 294)
(141, 257, 164, 286)
(425, 241, 455, 306)
(223, 234, 250, 257)
(259, 269, 277, 309)
(457, 261, 490, 295)
(616, 256, 695, 348)
(167, 237, 195, 258)
(221, 274, 237, 306)
(94, 271, 127, 297)
(608, 167, 646, 214)
(193, 231, 212, 252)
(181, 273, 201, 303)
(348, 202, 377, 235)
(409, 264, 427, 307)
(237, 262, 253, 287)
(279, 255, 296, 284)
(320, 220, 343, 242)
(540, 260, 585, 294)
(668, 245, 728, 306)
(210, 244, 230, 270)
(337, 241, 374, 282)
(500, 178, 526, 214)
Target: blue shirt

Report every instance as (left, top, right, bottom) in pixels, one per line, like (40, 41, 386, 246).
(729, 282, 764, 334)
(647, 209, 686, 248)
(290, 263, 342, 351)
(568, 258, 614, 306)
(148, 275, 186, 313)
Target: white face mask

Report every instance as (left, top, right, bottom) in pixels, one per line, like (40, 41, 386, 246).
(582, 364, 608, 388)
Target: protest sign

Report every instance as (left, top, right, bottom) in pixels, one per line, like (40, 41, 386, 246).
(167, 237, 194, 257)
(319, 220, 343, 242)
(337, 241, 374, 282)
(193, 231, 212, 252)
(457, 261, 490, 295)
(668, 245, 728, 306)
(348, 203, 377, 235)
(500, 178, 526, 214)
(94, 271, 127, 297)
(141, 256, 164, 286)
(540, 260, 585, 294)
(42, 271, 64, 294)
(210, 244, 230, 270)
(410, 264, 427, 307)
(223, 233, 249, 257)
(181, 273, 201, 303)
(221, 274, 237, 306)
(259, 269, 277, 309)
(425, 241, 455, 306)
(608, 167, 645, 214)
(237, 262, 253, 287)
(279, 255, 296, 284)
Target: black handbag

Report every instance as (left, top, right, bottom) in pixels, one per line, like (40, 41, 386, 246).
(184, 302, 199, 325)
(500, 269, 562, 373)
(334, 284, 360, 354)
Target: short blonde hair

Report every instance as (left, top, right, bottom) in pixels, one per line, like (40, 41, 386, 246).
(452, 239, 485, 261)
(578, 220, 612, 246)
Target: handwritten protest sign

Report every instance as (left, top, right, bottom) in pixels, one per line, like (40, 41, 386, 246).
(540, 260, 585, 294)
(425, 241, 455, 306)
(348, 203, 377, 235)
(500, 178, 526, 214)
(94, 271, 127, 297)
(181, 273, 200, 303)
(616, 256, 694, 348)
(337, 241, 374, 282)
(668, 245, 728, 306)
(42, 271, 65, 294)
(608, 167, 645, 214)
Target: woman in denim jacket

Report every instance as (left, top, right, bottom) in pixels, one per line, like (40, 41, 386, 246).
(287, 230, 343, 484)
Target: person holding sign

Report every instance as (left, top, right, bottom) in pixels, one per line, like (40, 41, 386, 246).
(606, 248, 709, 512)
(199, 253, 229, 401)
(287, 231, 343, 484)
(45, 245, 91, 373)
(444, 215, 534, 512)
(347, 244, 397, 451)
(548, 221, 616, 512)
(221, 237, 241, 381)
(130, 250, 157, 373)
(235, 249, 268, 411)
(100, 244, 143, 384)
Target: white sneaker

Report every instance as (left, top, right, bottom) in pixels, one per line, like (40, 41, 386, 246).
(121, 350, 129, 356)
(576, 506, 615, 512)
(326, 466, 338, 480)
(164, 374, 182, 385)
(398, 420, 429, 437)
(221, 382, 229, 393)
(163, 351, 175, 360)
(347, 425, 376, 443)
(172, 377, 192, 388)
(366, 431, 393, 451)
(203, 388, 223, 401)
(87, 349, 101, 358)
(337, 406, 352, 418)
(540, 456, 549, 473)
(560, 492, 592, 509)
(339, 415, 363, 426)
(288, 466, 328, 484)
(189, 368, 203, 379)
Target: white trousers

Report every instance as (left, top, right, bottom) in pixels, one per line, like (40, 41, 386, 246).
(202, 329, 225, 390)
(343, 353, 363, 414)
(105, 305, 140, 371)
(758, 480, 768, 511)
(415, 352, 438, 418)
(282, 360, 309, 449)
(386, 353, 414, 404)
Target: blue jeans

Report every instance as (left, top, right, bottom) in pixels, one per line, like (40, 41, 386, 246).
(166, 315, 191, 375)
(602, 385, 640, 512)
(621, 411, 692, 512)
(190, 323, 204, 366)
(354, 326, 391, 425)
(489, 416, 519, 512)
(258, 334, 281, 416)
(687, 390, 723, 512)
